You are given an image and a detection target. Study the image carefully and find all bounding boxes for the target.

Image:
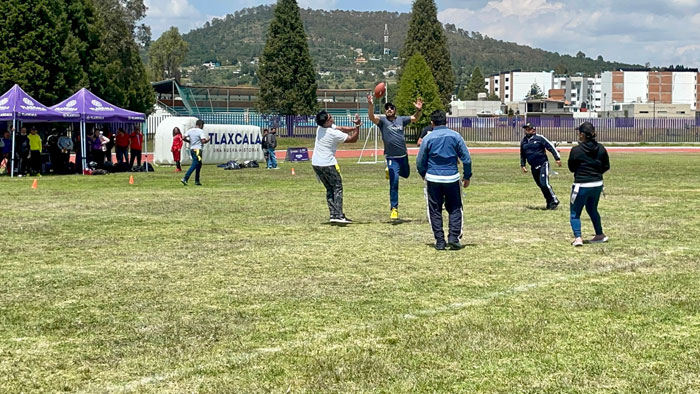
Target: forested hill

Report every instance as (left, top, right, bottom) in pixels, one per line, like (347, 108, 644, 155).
(182, 5, 638, 87)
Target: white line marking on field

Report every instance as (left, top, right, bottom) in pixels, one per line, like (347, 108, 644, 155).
(100, 252, 667, 392)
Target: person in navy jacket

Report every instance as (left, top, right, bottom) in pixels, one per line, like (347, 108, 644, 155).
(417, 110, 472, 251)
(520, 122, 561, 209)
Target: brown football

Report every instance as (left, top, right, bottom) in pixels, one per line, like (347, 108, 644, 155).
(373, 82, 386, 99)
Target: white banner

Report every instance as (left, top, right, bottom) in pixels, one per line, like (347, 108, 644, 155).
(154, 117, 264, 165)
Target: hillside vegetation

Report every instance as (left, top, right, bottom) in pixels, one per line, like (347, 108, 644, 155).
(182, 5, 638, 88)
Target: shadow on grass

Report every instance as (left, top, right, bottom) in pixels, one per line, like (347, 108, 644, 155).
(388, 219, 413, 225)
(525, 206, 548, 211)
(423, 242, 477, 249)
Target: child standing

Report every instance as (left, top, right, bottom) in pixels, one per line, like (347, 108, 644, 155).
(171, 127, 183, 172)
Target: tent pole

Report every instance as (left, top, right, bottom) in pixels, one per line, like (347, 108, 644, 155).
(10, 116, 17, 178)
(81, 121, 87, 174)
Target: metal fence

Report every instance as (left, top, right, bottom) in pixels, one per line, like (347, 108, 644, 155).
(145, 114, 700, 144)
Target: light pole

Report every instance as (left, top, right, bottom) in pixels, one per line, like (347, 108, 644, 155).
(653, 98, 656, 129)
(603, 93, 607, 118)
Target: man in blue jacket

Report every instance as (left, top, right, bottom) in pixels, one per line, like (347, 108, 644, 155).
(520, 122, 561, 209)
(417, 110, 472, 250)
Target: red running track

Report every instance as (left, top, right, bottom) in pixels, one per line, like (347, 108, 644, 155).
(277, 146, 700, 159)
(70, 147, 700, 163)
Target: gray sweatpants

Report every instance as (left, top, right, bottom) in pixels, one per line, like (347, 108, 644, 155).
(313, 164, 344, 219)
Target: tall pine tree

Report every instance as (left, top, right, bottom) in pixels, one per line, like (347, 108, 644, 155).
(401, 0, 455, 109)
(395, 53, 442, 130)
(256, 0, 317, 115)
(464, 66, 487, 100)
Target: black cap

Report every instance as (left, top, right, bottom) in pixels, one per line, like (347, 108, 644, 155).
(384, 102, 396, 110)
(522, 122, 534, 129)
(576, 122, 595, 136)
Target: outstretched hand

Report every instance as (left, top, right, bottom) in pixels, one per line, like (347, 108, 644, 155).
(414, 97, 423, 110)
(366, 94, 374, 105)
(353, 113, 362, 126)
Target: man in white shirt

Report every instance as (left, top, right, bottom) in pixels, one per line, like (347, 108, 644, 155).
(312, 110, 361, 224)
(181, 119, 210, 186)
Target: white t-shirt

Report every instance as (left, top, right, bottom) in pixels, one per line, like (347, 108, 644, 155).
(311, 124, 347, 166)
(186, 127, 206, 150)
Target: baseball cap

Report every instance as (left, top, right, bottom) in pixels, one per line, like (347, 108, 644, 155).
(576, 122, 595, 136)
(522, 122, 535, 129)
(384, 102, 396, 110)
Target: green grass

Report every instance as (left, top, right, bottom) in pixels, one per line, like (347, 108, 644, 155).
(1, 153, 699, 393)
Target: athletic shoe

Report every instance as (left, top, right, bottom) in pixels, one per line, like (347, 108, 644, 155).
(572, 238, 583, 247)
(547, 201, 560, 210)
(390, 208, 399, 220)
(180, 178, 188, 186)
(385, 167, 389, 180)
(195, 182, 202, 186)
(175, 168, 182, 172)
(434, 242, 446, 250)
(331, 215, 352, 224)
(447, 241, 463, 250)
(589, 235, 609, 243)
(272, 167, 280, 170)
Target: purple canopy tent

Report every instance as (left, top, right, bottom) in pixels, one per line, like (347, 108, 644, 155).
(0, 84, 65, 178)
(51, 88, 146, 174)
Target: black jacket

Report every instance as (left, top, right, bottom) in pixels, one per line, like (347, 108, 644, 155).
(264, 133, 277, 149)
(520, 134, 560, 167)
(568, 140, 610, 183)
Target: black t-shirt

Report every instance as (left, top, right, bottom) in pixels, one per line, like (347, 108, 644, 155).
(419, 125, 433, 140)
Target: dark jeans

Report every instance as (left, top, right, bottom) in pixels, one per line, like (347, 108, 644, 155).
(387, 156, 410, 209)
(570, 184, 603, 238)
(313, 164, 344, 219)
(129, 149, 142, 167)
(425, 180, 463, 244)
(531, 161, 558, 205)
(29, 150, 42, 175)
(184, 149, 202, 183)
(116, 146, 128, 164)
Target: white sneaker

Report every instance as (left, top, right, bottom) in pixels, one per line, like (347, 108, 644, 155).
(572, 238, 583, 247)
(589, 236, 609, 243)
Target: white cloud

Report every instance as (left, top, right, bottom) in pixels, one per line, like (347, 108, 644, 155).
(438, 0, 700, 67)
(299, 0, 339, 9)
(144, 0, 210, 38)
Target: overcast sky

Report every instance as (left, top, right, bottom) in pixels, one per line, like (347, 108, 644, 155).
(143, 0, 700, 67)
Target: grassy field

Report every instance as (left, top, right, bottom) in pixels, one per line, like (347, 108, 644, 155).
(1, 152, 699, 393)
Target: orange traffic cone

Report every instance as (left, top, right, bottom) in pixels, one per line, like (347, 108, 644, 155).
(291, 167, 296, 176)
(129, 175, 134, 185)
(31, 179, 38, 189)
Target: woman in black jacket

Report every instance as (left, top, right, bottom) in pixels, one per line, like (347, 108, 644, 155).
(568, 122, 610, 247)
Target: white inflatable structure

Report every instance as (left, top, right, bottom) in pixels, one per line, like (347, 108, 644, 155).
(154, 117, 264, 165)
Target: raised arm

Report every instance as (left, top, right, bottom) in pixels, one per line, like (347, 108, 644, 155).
(409, 97, 423, 123)
(366, 95, 380, 125)
(338, 114, 361, 143)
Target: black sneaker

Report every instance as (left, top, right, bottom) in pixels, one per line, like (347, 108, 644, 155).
(547, 201, 560, 210)
(195, 182, 202, 186)
(337, 215, 352, 224)
(434, 242, 446, 250)
(180, 178, 188, 186)
(447, 241, 464, 250)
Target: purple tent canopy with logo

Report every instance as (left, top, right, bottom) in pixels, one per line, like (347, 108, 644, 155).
(51, 88, 145, 122)
(51, 88, 146, 173)
(0, 84, 66, 177)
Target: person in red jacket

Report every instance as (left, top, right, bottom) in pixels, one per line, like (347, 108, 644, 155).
(129, 127, 143, 168)
(115, 128, 130, 165)
(171, 127, 183, 172)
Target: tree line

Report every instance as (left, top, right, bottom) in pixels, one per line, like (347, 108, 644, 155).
(0, 0, 154, 114)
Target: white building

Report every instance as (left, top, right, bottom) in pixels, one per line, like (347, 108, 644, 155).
(600, 70, 700, 111)
(485, 70, 554, 103)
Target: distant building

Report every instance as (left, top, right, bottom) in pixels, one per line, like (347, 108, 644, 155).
(553, 75, 602, 112)
(600, 70, 700, 111)
(202, 61, 221, 70)
(485, 70, 554, 103)
(450, 100, 503, 117)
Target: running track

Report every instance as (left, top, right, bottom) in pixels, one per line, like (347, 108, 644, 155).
(282, 146, 700, 159)
(70, 146, 700, 163)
